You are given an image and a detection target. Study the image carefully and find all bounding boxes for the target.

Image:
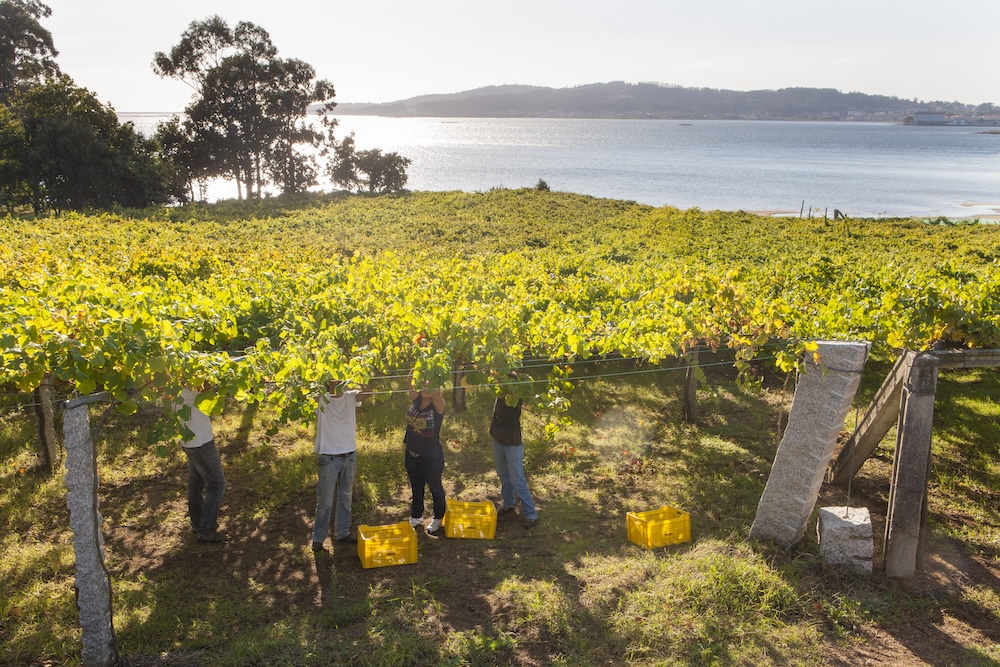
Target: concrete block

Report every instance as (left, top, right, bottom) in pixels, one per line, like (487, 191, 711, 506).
(818, 506, 873, 573)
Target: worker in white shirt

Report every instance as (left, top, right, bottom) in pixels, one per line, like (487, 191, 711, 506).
(312, 381, 371, 551)
(177, 388, 227, 543)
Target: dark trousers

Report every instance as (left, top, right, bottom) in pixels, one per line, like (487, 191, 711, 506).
(404, 451, 446, 520)
(184, 440, 226, 534)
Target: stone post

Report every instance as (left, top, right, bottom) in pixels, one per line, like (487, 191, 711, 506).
(884, 353, 938, 578)
(749, 341, 870, 548)
(63, 398, 116, 667)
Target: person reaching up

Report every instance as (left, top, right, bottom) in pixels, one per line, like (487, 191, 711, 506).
(489, 386, 538, 529)
(176, 388, 227, 543)
(403, 371, 447, 537)
(312, 380, 371, 552)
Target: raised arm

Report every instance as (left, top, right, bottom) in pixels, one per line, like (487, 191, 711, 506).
(431, 387, 446, 415)
(407, 370, 420, 401)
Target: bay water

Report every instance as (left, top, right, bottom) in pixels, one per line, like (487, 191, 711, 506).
(121, 113, 1000, 218)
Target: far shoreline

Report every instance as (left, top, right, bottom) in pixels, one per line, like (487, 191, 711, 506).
(112, 113, 1000, 220)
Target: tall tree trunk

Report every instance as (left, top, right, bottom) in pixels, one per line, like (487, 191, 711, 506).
(255, 156, 263, 198)
(286, 134, 295, 193)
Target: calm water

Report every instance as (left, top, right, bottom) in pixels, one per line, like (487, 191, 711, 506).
(123, 114, 1000, 218)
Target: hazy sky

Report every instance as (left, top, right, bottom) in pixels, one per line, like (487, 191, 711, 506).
(40, 0, 1000, 112)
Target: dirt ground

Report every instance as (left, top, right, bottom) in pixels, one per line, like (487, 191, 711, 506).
(103, 470, 567, 666)
(817, 478, 1000, 667)
(94, 463, 1000, 667)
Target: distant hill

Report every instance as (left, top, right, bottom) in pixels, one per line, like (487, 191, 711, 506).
(333, 82, 997, 122)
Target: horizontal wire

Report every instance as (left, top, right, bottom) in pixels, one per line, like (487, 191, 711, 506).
(167, 339, 749, 380)
(294, 355, 777, 397)
(0, 355, 777, 410)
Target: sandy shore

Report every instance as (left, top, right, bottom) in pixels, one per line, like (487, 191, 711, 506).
(745, 204, 1000, 220)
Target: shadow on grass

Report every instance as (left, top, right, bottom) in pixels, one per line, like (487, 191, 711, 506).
(101, 382, 647, 664)
(813, 359, 1000, 667)
(14, 352, 1000, 665)
(882, 366, 1000, 665)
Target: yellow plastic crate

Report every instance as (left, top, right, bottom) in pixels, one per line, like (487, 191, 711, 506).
(443, 499, 497, 539)
(357, 521, 418, 568)
(627, 506, 691, 548)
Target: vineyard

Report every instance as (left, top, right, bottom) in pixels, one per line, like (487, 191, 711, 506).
(4, 190, 1000, 428)
(2, 190, 1000, 666)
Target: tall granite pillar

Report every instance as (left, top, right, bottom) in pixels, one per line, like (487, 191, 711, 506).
(64, 402, 116, 667)
(750, 341, 870, 548)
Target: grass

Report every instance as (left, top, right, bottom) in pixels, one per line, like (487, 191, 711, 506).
(1, 357, 999, 665)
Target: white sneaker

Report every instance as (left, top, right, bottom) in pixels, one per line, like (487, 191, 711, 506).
(427, 518, 442, 532)
(409, 517, 424, 528)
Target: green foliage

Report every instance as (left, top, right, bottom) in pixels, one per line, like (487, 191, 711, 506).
(152, 15, 336, 199)
(1, 4, 178, 212)
(328, 131, 412, 194)
(3, 192, 1000, 444)
(327, 132, 360, 192)
(2, 77, 181, 212)
(0, 102, 28, 211)
(0, 0, 60, 104)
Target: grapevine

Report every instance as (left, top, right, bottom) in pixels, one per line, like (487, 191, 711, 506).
(4, 191, 1000, 441)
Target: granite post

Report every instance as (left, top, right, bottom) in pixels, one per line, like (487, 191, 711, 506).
(63, 402, 116, 667)
(749, 341, 870, 548)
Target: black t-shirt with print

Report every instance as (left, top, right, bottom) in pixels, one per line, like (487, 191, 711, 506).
(404, 399, 444, 458)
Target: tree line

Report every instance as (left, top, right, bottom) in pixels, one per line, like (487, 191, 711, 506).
(0, 1, 410, 214)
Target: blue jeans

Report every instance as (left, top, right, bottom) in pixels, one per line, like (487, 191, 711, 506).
(313, 452, 356, 543)
(404, 451, 446, 520)
(492, 440, 536, 520)
(184, 440, 226, 534)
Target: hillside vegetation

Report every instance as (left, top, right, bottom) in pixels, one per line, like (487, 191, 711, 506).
(1, 191, 999, 665)
(5, 189, 1000, 411)
(335, 82, 998, 121)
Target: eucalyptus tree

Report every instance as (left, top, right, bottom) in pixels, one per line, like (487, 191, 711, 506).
(154, 16, 335, 199)
(264, 57, 335, 194)
(0, 103, 28, 211)
(14, 77, 178, 212)
(0, 0, 60, 104)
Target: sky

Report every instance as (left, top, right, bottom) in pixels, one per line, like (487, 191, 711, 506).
(38, 0, 1000, 113)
